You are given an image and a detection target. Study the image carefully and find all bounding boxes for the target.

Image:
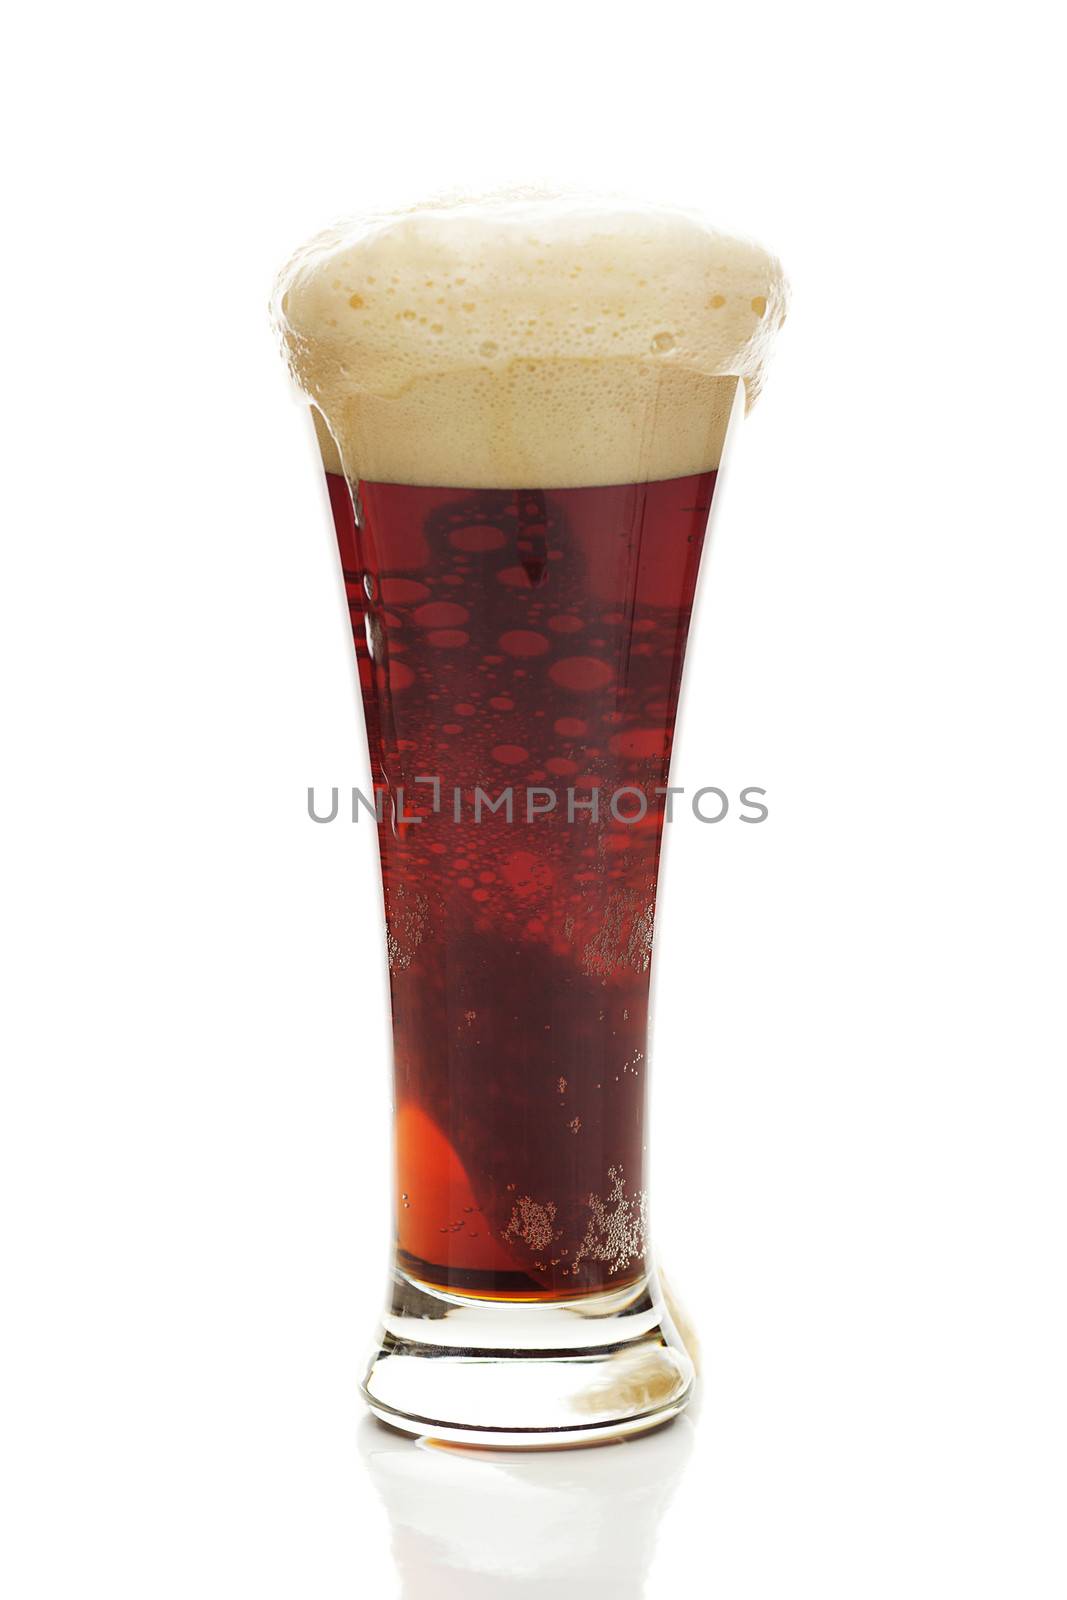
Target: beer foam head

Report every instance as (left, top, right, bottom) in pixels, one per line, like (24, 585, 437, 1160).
(273, 190, 787, 487)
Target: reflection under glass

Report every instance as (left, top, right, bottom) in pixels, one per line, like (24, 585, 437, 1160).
(359, 1411, 695, 1599)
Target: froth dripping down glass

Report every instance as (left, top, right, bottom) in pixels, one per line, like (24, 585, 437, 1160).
(274, 194, 787, 1446)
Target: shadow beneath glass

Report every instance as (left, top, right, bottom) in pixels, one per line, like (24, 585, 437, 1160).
(358, 1411, 695, 1599)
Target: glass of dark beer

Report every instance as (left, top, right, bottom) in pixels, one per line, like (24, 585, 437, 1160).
(274, 193, 786, 1445)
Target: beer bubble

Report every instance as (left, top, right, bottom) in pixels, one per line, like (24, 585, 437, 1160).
(379, 577, 429, 604)
(548, 656, 613, 691)
(498, 630, 549, 657)
(413, 601, 469, 628)
(384, 660, 415, 690)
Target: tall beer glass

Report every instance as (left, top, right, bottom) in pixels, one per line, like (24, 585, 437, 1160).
(274, 193, 786, 1445)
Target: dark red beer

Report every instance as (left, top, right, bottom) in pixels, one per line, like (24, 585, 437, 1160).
(326, 469, 717, 1300)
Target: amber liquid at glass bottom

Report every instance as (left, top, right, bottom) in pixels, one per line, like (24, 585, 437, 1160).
(327, 470, 715, 1312)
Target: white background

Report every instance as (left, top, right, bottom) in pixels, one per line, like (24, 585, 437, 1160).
(3, 1, 1065, 1595)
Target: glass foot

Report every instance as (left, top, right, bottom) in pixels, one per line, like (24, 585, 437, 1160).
(361, 1268, 695, 1448)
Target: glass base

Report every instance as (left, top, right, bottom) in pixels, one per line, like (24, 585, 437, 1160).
(360, 1266, 695, 1448)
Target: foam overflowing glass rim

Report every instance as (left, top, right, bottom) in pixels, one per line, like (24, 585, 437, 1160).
(273, 190, 788, 488)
